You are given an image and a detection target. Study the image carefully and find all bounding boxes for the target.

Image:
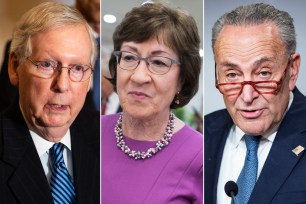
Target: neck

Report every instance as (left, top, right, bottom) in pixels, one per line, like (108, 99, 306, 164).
(25, 122, 69, 142)
(122, 110, 171, 141)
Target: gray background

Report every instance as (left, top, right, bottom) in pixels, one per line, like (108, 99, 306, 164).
(204, 0, 306, 114)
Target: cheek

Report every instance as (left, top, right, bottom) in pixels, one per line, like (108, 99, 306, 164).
(116, 70, 127, 93)
(223, 95, 237, 109)
(73, 83, 91, 100)
(19, 75, 48, 100)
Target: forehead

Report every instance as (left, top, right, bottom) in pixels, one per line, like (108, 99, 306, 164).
(121, 37, 178, 57)
(30, 25, 92, 57)
(214, 23, 286, 63)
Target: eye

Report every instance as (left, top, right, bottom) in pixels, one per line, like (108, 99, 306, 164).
(151, 59, 167, 67)
(39, 61, 54, 68)
(121, 53, 138, 62)
(73, 65, 84, 72)
(149, 57, 170, 67)
(226, 72, 238, 79)
(259, 71, 271, 77)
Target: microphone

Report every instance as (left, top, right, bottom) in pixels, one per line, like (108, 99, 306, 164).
(224, 181, 238, 204)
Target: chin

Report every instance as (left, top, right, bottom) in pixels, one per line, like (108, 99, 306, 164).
(36, 116, 70, 128)
(238, 121, 269, 136)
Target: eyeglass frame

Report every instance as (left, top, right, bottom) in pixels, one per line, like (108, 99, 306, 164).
(215, 55, 292, 96)
(26, 57, 93, 82)
(112, 50, 181, 75)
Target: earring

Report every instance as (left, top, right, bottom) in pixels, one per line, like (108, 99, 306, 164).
(175, 92, 180, 105)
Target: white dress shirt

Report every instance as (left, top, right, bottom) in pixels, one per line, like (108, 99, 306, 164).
(217, 92, 294, 204)
(30, 130, 73, 184)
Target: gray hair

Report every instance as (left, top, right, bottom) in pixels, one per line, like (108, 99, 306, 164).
(10, 2, 97, 65)
(212, 3, 296, 56)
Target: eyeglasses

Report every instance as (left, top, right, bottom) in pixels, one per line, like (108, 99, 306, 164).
(113, 51, 180, 75)
(215, 57, 292, 96)
(27, 58, 93, 82)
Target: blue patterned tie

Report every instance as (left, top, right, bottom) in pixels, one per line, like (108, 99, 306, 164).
(50, 143, 76, 204)
(236, 135, 260, 204)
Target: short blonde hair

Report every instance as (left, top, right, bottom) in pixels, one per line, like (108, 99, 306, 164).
(10, 2, 97, 65)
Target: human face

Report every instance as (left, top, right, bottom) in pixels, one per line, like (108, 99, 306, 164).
(214, 23, 300, 135)
(116, 38, 181, 120)
(9, 25, 92, 140)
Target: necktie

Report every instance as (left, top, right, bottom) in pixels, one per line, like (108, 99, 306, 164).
(236, 135, 260, 204)
(50, 143, 76, 204)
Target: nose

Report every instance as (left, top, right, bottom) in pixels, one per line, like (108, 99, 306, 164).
(53, 68, 70, 92)
(130, 60, 151, 84)
(239, 83, 259, 103)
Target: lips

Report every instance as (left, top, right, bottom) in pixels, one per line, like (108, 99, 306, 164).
(128, 91, 150, 100)
(239, 108, 264, 119)
(46, 103, 69, 111)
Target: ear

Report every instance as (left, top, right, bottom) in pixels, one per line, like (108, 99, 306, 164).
(288, 53, 300, 91)
(86, 76, 92, 92)
(8, 52, 20, 87)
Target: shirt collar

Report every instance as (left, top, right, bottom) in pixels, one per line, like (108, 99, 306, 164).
(30, 130, 72, 157)
(230, 91, 294, 148)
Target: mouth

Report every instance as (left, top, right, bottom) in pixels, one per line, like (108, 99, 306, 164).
(128, 91, 150, 100)
(239, 109, 264, 119)
(46, 103, 69, 111)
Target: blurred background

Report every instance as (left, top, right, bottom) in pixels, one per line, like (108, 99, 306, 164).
(102, 0, 203, 132)
(0, 0, 74, 64)
(204, 0, 306, 115)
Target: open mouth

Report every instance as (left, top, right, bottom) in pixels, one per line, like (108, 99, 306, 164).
(46, 104, 69, 111)
(240, 109, 263, 119)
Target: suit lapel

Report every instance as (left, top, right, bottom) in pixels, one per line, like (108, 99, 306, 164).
(250, 88, 306, 203)
(2, 104, 53, 203)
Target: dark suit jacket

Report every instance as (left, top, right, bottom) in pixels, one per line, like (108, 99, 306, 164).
(0, 101, 100, 204)
(205, 88, 306, 204)
(0, 40, 18, 112)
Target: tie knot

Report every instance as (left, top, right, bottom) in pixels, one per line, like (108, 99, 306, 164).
(244, 135, 260, 151)
(50, 142, 65, 167)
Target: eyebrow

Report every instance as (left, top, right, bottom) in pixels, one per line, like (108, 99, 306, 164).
(219, 56, 275, 69)
(121, 45, 171, 56)
(252, 57, 275, 68)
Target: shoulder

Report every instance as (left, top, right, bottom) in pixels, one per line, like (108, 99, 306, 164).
(101, 113, 120, 129)
(290, 88, 306, 112)
(74, 108, 100, 127)
(174, 125, 203, 166)
(205, 108, 230, 121)
(205, 108, 232, 128)
(178, 124, 203, 145)
(71, 109, 100, 140)
(101, 113, 121, 139)
(172, 126, 203, 188)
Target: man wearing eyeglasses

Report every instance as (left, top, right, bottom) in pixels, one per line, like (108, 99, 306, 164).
(0, 2, 99, 203)
(205, 3, 306, 204)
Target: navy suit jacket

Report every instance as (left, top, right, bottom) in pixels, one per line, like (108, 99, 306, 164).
(0, 101, 100, 204)
(205, 88, 306, 204)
